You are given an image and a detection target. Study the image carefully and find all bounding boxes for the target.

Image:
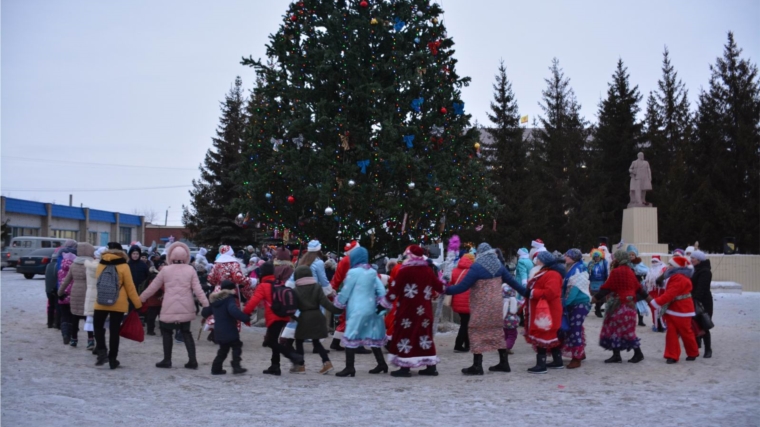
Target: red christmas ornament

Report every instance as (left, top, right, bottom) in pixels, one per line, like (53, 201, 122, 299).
(360, 0, 369, 7)
(440, 107, 447, 114)
(290, 14, 297, 22)
(287, 195, 296, 204)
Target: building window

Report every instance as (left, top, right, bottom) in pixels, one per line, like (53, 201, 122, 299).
(119, 227, 132, 245)
(52, 230, 78, 240)
(88, 231, 98, 246)
(10, 227, 40, 238)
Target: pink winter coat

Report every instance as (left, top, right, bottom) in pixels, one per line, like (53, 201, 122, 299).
(140, 242, 209, 323)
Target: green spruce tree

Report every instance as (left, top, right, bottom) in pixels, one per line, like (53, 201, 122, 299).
(238, 0, 492, 256)
(484, 60, 526, 255)
(692, 32, 760, 253)
(183, 76, 255, 251)
(590, 59, 642, 243)
(641, 47, 693, 248)
(528, 58, 593, 250)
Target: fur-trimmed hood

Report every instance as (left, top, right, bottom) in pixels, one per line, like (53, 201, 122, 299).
(100, 249, 128, 265)
(209, 289, 236, 304)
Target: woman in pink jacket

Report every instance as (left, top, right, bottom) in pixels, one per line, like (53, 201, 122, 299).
(140, 242, 209, 369)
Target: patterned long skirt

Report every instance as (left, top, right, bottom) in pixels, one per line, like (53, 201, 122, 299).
(468, 278, 506, 354)
(599, 304, 640, 351)
(562, 303, 590, 359)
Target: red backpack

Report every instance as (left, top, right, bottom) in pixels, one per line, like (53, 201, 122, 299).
(270, 283, 298, 317)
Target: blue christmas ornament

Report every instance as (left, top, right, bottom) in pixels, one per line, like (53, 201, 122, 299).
(403, 135, 415, 149)
(414, 37, 420, 44)
(472, 202, 479, 209)
(265, 193, 272, 199)
(393, 17, 405, 32)
(357, 159, 370, 174)
(411, 97, 424, 112)
(453, 102, 465, 115)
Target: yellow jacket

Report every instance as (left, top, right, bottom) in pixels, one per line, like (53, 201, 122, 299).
(94, 250, 143, 313)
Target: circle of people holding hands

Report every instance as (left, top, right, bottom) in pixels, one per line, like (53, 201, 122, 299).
(47, 234, 714, 377)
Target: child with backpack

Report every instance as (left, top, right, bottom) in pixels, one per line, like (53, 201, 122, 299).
(242, 262, 304, 375)
(201, 281, 252, 374)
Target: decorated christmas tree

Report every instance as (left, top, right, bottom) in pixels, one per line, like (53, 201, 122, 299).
(236, 0, 493, 255)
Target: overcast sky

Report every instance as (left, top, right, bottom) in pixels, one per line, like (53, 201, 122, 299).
(2, 0, 758, 226)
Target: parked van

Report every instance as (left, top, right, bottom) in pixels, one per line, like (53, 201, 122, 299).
(2, 237, 70, 269)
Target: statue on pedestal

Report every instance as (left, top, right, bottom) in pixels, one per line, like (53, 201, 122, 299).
(628, 152, 652, 207)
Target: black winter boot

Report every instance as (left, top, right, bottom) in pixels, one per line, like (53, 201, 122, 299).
(335, 348, 356, 377)
(703, 332, 712, 359)
(230, 343, 245, 374)
(637, 314, 646, 327)
(95, 348, 108, 366)
(61, 323, 71, 345)
(211, 360, 226, 375)
(369, 347, 388, 374)
(262, 364, 281, 375)
(628, 347, 644, 363)
(231, 362, 247, 374)
(489, 349, 511, 372)
(547, 348, 564, 369)
(47, 310, 55, 328)
(528, 351, 547, 374)
(604, 350, 623, 363)
(462, 354, 484, 375)
(156, 330, 173, 368)
(390, 367, 412, 377)
(330, 338, 345, 351)
(418, 365, 438, 376)
(182, 331, 198, 369)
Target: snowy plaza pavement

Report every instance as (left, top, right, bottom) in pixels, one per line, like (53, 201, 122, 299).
(2, 270, 759, 427)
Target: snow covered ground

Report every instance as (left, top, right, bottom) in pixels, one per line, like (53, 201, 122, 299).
(2, 270, 759, 427)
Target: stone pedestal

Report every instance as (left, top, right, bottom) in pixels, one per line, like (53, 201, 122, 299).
(621, 207, 668, 254)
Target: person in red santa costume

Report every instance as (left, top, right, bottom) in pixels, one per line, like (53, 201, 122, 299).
(648, 256, 699, 364)
(645, 255, 668, 332)
(329, 241, 371, 354)
(385, 245, 444, 377)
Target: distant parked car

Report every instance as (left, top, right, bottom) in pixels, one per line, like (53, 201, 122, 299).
(2, 237, 69, 270)
(16, 248, 56, 279)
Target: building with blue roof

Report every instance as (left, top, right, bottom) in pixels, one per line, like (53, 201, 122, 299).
(1, 196, 144, 247)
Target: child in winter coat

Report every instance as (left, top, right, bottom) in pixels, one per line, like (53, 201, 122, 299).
(144, 261, 166, 336)
(202, 281, 251, 375)
(502, 284, 520, 353)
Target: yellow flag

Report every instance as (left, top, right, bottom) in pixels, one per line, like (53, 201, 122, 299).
(520, 115, 529, 124)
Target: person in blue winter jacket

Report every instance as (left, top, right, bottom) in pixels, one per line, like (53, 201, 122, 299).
(201, 280, 251, 375)
(515, 248, 534, 288)
(587, 248, 609, 317)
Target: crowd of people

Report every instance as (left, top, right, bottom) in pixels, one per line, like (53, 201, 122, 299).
(43, 235, 715, 376)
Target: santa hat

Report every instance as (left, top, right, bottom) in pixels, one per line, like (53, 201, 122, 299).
(531, 239, 545, 249)
(343, 240, 360, 254)
(405, 245, 425, 260)
(651, 255, 662, 263)
(669, 256, 693, 269)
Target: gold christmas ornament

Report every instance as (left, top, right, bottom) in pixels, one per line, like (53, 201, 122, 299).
(432, 17, 439, 24)
(371, 18, 378, 25)
(474, 142, 481, 150)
